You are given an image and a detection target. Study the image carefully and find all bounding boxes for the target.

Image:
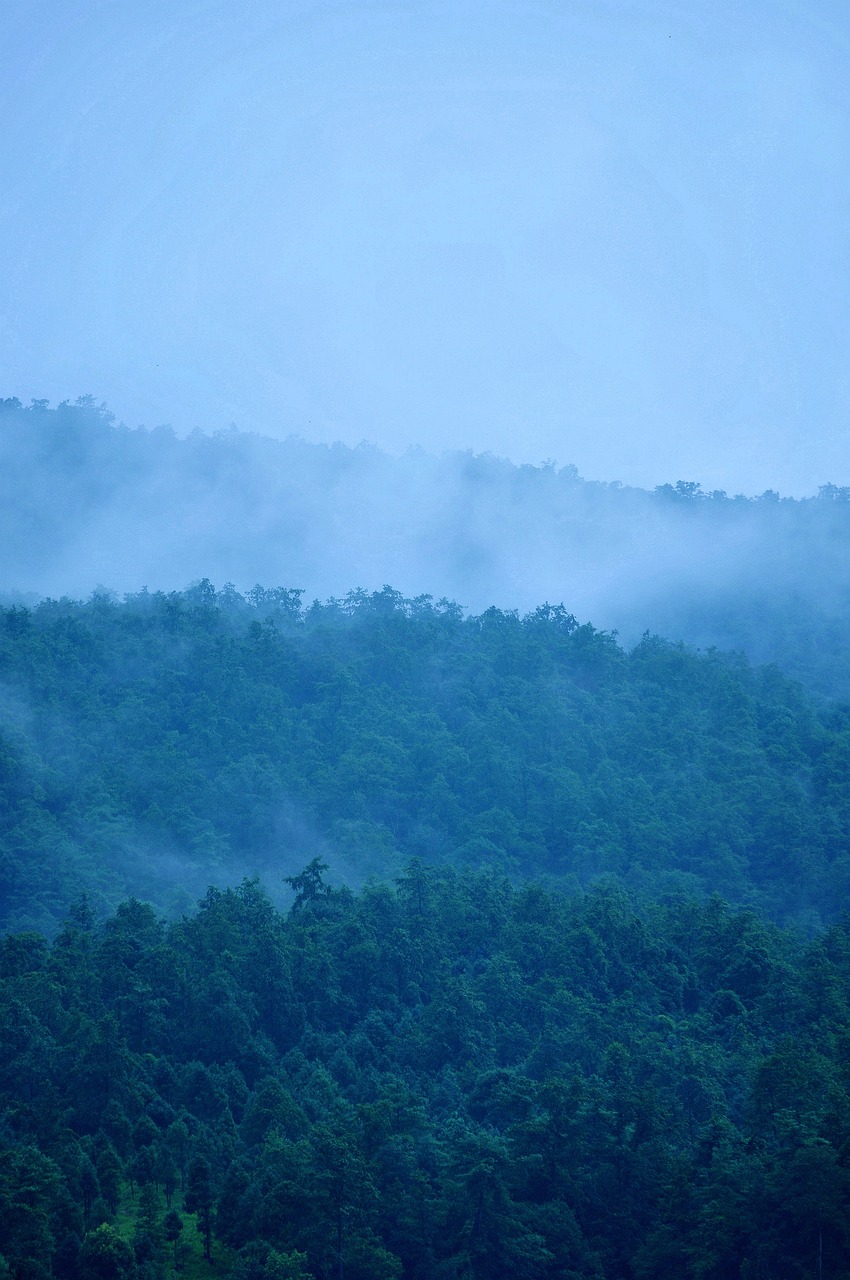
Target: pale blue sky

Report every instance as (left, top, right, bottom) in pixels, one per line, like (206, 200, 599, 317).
(1, 0, 848, 493)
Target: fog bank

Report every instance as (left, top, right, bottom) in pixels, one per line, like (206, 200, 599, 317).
(3, 397, 849, 695)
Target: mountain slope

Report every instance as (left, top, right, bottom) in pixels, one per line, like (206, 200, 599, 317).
(3, 397, 850, 698)
(2, 586, 848, 933)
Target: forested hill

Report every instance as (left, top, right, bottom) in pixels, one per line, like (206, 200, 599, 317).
(3, 396, 850, 698)
(2, 585, 849, 934)
(3, 870, 850, 1279)
(4, 413, 850, 1280)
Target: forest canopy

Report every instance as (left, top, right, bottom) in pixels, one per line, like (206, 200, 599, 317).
(3, 867, 850, 1279)
(3, 404, 850, 1278)
(1, 583, 848, 935)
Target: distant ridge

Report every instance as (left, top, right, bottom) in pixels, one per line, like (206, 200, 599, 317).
(2, 395, 850, 697)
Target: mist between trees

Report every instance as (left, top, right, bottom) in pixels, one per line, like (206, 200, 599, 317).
(1, 580, 848, 935)
(3, 400, 850, 1278)
(3, 396, 850, 699)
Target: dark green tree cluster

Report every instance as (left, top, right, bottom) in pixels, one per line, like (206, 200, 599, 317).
(2, 869, 850, 1278)
(1, 585, 849, 934)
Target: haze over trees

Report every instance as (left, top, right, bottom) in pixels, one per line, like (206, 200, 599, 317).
(2, 401, 850, 1277)
(2, 582, 849, 936)
(3, 396, 850, 698)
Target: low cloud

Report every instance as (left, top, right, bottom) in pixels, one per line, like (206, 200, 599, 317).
(3, 397, 849, 695)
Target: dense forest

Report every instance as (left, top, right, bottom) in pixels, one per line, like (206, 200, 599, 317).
(3, 868, 850, 1279)
(2, 585, 849, 935)
(4, 397, 850, 698)
(3, 404, 850, 1277)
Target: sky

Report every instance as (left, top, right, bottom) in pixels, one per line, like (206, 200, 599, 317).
(1, 0, 848, 495)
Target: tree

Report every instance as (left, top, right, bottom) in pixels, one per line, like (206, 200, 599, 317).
(165, 1119, 191, 1191)
(184, 1156, 214, 1263)
(154, 1144, 178, 1207)
(163, 1210, 183, 1270)
(285, 860, 332, 911)
(94, 1145, 123, 1216)
(79, 1224, 137, 1279)
(0, 1145, 62, 1280)
(74, 1159, 99, 1237)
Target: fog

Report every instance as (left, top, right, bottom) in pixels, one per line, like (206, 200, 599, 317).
(2, 1, 849, 495)
(3, 398, 849, 698)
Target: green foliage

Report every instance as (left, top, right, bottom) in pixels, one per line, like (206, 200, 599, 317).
(0, 1144, 62, 1279)
(3, 873, 850, 1276)
(79, 1224, 137, 1279)
(0, 587, 845, 933)
(1, 540, 850, 1273)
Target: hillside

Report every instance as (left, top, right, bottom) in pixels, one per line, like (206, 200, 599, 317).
(1, 585, 848, 934)
(3, 397, 850, 698)
(3, 869, 850, 1279)
(4, 402, 850, 1279)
